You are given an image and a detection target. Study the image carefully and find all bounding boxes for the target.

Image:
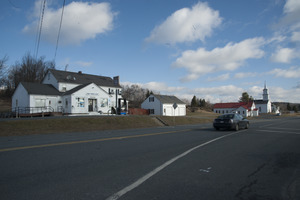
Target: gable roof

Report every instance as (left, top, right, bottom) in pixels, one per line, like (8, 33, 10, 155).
(153, 94, 186, 104)
(254, 100, 269, 104)
(214, 102, 254, 110)
(20, 82, 61, 96)
(48, 69, 121, 88)
(63, 83, 91, 95)
(63, 82, 108, 96)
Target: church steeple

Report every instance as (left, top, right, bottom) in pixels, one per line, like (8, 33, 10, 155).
(263, 81, 269, 101)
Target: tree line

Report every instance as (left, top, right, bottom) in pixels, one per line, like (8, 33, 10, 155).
(0, 53, 55, 97)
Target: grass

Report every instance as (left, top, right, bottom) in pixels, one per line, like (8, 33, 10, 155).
(0, 111, 218, 137)
(0, 116, 161, 137)
(0, 98, 11, 112)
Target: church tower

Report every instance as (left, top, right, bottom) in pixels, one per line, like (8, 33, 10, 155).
(263, 81, 269, 101)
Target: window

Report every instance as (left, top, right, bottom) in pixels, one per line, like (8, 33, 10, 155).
(76, 98, 85, 107)
(100, 98, 108, 107)
(226, 110, 228, 113)
(149, 97, 154, 102)
(149, 109, 154, 114)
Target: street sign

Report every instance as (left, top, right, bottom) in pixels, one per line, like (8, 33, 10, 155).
(173, 103, 178, 110)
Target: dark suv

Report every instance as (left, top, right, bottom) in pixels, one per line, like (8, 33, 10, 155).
(213, 113, 249, 131)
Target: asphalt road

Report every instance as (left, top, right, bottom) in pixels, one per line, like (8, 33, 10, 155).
(1, 117, 300, 200)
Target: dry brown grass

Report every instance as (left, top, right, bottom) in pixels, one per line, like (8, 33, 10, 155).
(0, 116, 159, 137)
(0, 98, 11, 112)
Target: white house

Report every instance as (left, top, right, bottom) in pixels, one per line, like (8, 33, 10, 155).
(12, 69, 127, 115)
(213, 101, 259, 117)
(254, 83, 272, 114)
(141, 94, 186, 116)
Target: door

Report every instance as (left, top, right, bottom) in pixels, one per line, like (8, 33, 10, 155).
(88, 99, 97, 112)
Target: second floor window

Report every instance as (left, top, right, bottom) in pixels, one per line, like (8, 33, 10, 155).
(149, 97, 154, 102)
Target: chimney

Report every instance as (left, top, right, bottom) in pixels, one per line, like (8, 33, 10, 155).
(113, 76, 119, 86)
(78, 71, 82, 74)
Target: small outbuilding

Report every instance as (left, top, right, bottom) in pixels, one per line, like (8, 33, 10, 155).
(141, 94, 186, 116)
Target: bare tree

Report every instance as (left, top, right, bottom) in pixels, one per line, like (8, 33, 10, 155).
(7, 53, 55, 90)
(0, 55, 8, 87)
(122, 84, 148, 108)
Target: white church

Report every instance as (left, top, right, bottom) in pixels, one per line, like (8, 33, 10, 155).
(214, 83, 279, 116)
(254, 83, 272, 114)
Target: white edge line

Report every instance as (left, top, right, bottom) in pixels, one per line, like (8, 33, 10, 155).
(105, 130, 245, 200)
(257, 130, 300, 135)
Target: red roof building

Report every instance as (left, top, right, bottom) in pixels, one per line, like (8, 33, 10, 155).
(213, 101, 258, 117)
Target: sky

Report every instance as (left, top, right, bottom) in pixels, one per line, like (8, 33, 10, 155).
(1, 0, 300, 103)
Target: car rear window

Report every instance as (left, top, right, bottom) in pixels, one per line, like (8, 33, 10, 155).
(218, 114, 234, 119)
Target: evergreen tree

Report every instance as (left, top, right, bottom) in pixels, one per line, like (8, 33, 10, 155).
(239, 92, 253, 102)
(191, 95, 197, 107)
(287, 103, 291, 111)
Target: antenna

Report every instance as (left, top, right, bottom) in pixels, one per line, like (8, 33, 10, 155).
(65, 64, 68, 71)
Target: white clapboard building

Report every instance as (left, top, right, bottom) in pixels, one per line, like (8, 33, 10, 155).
(12, 69, 127, 115)
(141, 94, 186, 116)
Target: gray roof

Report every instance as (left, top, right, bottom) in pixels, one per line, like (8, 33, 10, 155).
(48, 69, 121, 88)
(254, 100, 269, 104)
(153, 94, 186, 104)
(21, 82, 61, 96)
(63, 83, 91, 95)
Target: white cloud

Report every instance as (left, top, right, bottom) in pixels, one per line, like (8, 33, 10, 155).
(284, 0, 300, 14)
(75, 61, 93, 67)
(291, 31, 300, 42)
(121, 81, 185, 94)
(122, 81, 300, 103)
(276, 0, 300, 31)
(270, 47, 297, 63)
(234, 72, 258, 79)
(145, 2, 222, 45)
(207, 73, 230, 82)
(172, 37, 265, 82)
(23, 1, 116, 45)
(268, 66, 300, 78)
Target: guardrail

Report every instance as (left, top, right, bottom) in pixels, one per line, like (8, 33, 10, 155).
(13, 106, 54, 115)
(0, 106, 58, 118)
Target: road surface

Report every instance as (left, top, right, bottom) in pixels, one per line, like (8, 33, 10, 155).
(1, 117, 300, 199)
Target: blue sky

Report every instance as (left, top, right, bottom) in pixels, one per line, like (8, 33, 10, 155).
(1, 0, 300, 103)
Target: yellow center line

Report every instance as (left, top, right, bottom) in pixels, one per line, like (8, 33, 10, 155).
(0, 129, 192, 153)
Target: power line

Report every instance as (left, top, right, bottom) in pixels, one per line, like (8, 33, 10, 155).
(54, 0, 66, 61)
(34, 0, 46, 60)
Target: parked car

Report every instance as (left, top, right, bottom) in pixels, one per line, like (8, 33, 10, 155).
(213, 113, 249, 131)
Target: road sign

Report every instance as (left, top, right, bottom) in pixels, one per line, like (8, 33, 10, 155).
(173, 103, 178, 110)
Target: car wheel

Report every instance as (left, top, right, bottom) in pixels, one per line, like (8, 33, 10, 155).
(245, 123, 249, 129)
(235, 124, 239, 131)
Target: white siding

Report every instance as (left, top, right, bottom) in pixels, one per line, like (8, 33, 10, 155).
(141, 96, 162, 115)
(141, 95, 186, 116)
(69, 83, 110, 114)
(12, 84, 29, 110)
(42, 71, 59, 90)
